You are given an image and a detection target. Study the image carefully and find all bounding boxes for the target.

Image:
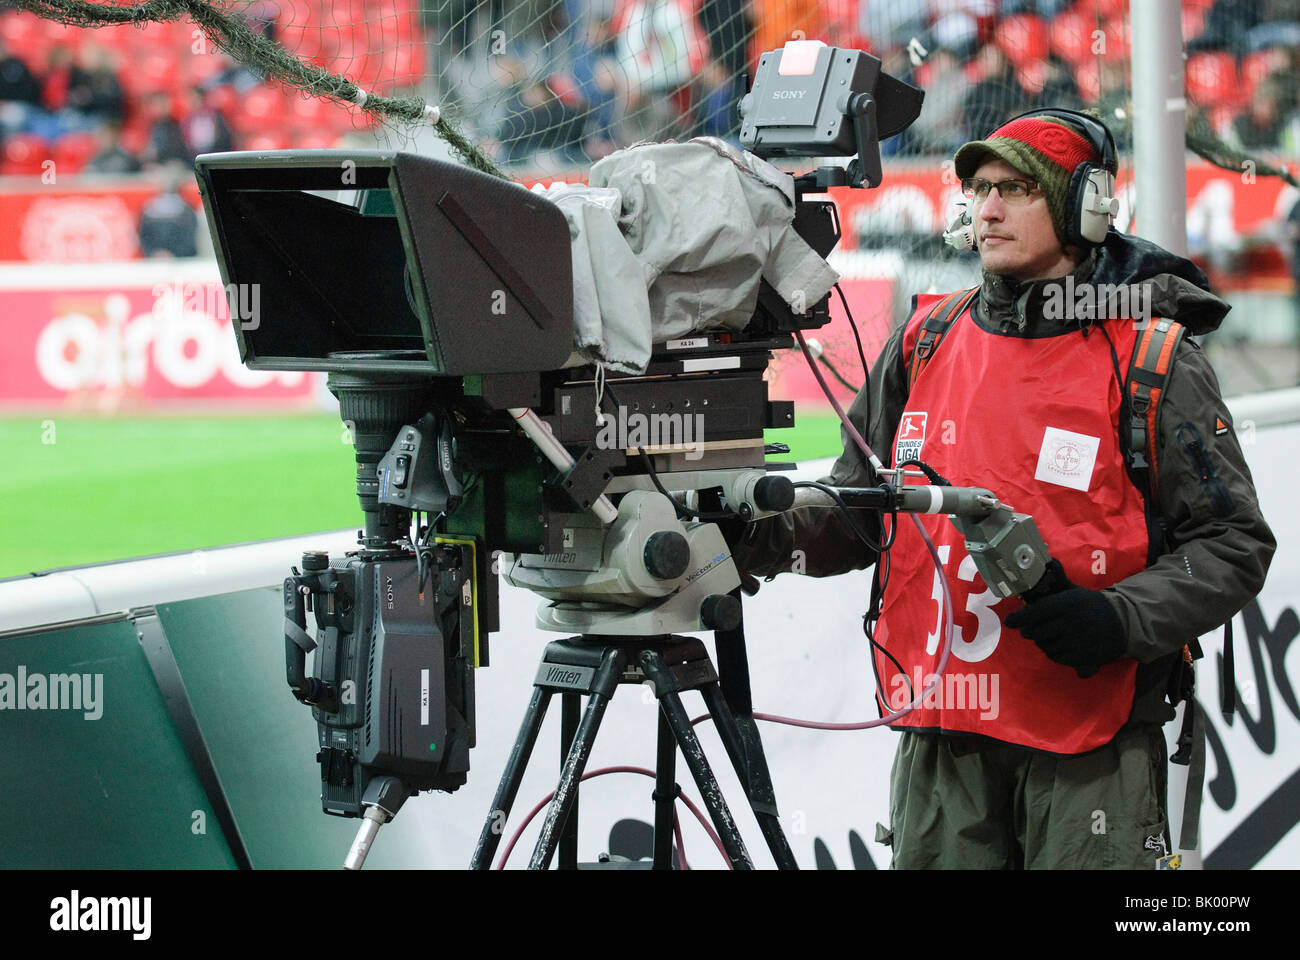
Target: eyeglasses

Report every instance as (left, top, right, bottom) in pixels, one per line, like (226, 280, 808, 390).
(960, 177, 1040, 203)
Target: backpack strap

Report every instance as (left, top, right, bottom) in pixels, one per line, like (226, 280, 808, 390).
(907, 286, 979, 391)
(1124, 317, 1185, 503)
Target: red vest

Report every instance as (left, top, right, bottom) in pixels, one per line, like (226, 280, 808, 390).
(875, 294, 1150, 754)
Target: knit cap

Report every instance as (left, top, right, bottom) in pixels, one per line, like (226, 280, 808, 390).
(954, 115, 1115, 245)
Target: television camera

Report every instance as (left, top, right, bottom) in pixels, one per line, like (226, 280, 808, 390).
(196, 41, 1055, 869)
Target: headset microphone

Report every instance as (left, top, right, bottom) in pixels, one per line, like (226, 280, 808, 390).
(943, 201, 975, 251)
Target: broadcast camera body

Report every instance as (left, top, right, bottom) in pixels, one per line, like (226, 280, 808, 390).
(196, 41, 929, 866)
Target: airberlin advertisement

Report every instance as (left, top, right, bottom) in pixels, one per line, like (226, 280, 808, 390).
(0, 262, 313, 407)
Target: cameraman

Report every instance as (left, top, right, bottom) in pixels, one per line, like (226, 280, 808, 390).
(732, 111, 1274, 869)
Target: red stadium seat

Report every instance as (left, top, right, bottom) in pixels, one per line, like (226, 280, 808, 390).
(42, 20, 84, 56)
(1074, 0, 1127, 19)
(1182, 5, 1208, 41)
(127, 51, 181, 96)
(288, 92, 331, 127)
(1050, 10, 1092, 67)
(1208, 104, 1236, 137)
(1016, 59, 1049, 96)
(295, 131, 340, 149)
(1186, 52, 1242, 108)
(1098, 16, 1127, 63)
(127, 21, 174, 52)
(186, 49, 229, 86)
(1242, 49, 1285, 99)
(232, 84, 288, 133)
(1073, 61, 1100, 104)
(994, 14, 1048, 69)
(206, 84, 238, 116)
(243, 132, 290, 151)
(52, 132, 99, 174)
(0, 11, 39, 49)
(1, 134, 50, 176)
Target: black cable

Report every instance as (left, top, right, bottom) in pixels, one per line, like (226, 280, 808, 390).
(896, 457, 950, 487)
(637, 446, 738, 521)
(817, 353, 862, 394)
(835, 281, 871, 450)
(835, 283, 870, 381)
(598, 380, 739, 522)
(789, 480, 884, 553)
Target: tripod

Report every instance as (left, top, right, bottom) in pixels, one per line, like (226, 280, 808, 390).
(470, 628, 798, 870)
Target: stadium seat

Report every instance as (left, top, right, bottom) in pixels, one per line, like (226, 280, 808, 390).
(1049, 10, 1092, 66)
(52, 132, 99, 174)
(232, 85, 288, 133)
(1074, 0, 1127, 18)
(1073, 61, 1100, 103)
(288, 93, 332, 127)
(42, 20, 84, 55)
(1186, 51, 1242, 108)
(206, 84, 238, 116)
(186, 49, 229, 87)
(243, 132, 290, 151)
(126, 21, 174, 53)
(1242, 49, 1285, 99)
(0, 10, 46, 63)
(1182, 5, 1208, 41)
(994, 14, 1048, 69)
(1098, 16, 1127, 63)
(120, 51, 181, 97)
(295, 131, 340, 150)
(1, 134, 50, 176)
(1016, 59, 1049, 96)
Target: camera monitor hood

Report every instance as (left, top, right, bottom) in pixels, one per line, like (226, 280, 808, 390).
(194, 150, 575, 375)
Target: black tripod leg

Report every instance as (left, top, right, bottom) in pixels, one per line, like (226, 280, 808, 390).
(699, 682, 799, 869)
(645, 666, 752, 868)
(653, 707, 677, 869)
(470, 686, 552, 869)
(558, 693, 580, 871)
(527, 686, 616, 870)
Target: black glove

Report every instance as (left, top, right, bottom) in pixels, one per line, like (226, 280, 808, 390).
(1004, 563, 1126, 679)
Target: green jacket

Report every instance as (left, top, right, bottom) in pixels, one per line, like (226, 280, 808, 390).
(735, 229, 1276, 735)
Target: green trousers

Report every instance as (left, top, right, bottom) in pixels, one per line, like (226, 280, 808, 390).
(879, 727, 1171, 869)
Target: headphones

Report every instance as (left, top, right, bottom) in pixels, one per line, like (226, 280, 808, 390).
(942, 108, 1119, 251)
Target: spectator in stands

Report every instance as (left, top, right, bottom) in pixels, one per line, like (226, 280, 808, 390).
(1034, 55, 1085, 113)
(961, 44, 1031, 146)
(488, 54, 586, 167)
(1096, 59, 1133, 151)
(140, 92, 192, 169)
(86, 121, 141, 175)
(904, 48, 971, 156)
(561, 0, 623, 154)
(0, 36, 41, 106)
(41, 47, 89, 118)
(180, 87, 233, 156)
(694, 0, 750, 142)
(1231, 75, 1289, 149)
(69, 43, 126, 125)
(139, 168, 199, 258)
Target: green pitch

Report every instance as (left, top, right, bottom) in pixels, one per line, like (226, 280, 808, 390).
(0, 411, 846, 578)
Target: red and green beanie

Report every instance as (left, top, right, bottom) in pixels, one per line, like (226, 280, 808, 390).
(953, 115, 1116, 245)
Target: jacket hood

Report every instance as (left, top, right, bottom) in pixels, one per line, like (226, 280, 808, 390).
(977, 228, 1230, 336)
